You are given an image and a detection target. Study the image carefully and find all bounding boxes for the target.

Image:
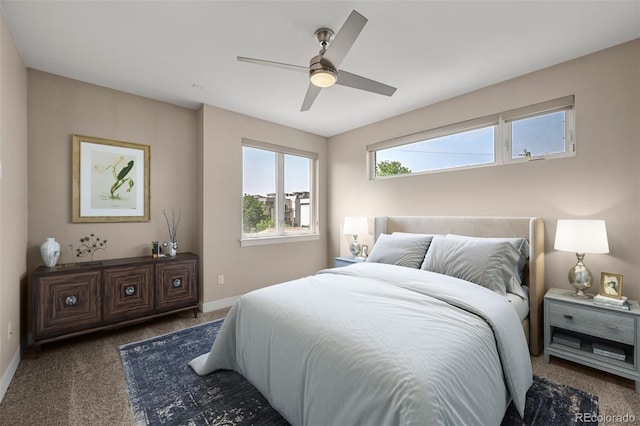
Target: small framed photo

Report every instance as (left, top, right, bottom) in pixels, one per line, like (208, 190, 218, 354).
(600, 272, 623, 299)
(361, 244, 369, 258)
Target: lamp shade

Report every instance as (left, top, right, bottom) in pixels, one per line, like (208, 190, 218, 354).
(554, 219, 609, 254)
(343, 217, 368, 236)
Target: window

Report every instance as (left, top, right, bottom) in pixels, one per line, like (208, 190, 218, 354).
(368, 95, 574, 178)
(373, 120, 497, 176)
(241, 139, 318, 246)
(504, 96, 575, 161)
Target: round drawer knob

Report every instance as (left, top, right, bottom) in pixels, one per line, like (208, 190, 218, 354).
(125, 286, 136, 296)
(65, 295, 78, 306)
(173, 278, 182, 288)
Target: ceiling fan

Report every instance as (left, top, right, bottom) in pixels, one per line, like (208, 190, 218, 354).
(238, 10, 397, 111)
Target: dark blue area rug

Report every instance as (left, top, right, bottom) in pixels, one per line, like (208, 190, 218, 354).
(120, 319, 598, 426)
(501, 375, 599, 426)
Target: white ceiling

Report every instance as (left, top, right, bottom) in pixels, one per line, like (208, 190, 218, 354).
(2, 1, 639, 137)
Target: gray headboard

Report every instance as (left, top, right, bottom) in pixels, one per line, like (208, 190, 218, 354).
(374, 216, 545, 356)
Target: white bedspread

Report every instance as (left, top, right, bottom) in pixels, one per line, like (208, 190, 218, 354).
(189, 263, 532, 425)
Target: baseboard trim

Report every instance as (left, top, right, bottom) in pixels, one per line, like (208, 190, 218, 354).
(200, 295, 240, 313)
(0, 342, 22, 404)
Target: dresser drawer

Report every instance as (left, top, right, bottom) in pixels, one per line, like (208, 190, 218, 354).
(35, 271, 102, 339)
(103, 264, 154, 322)
(155, 259, 198, 311)
(548, 302, 635, 345)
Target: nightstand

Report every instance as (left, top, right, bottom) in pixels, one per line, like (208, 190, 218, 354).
(334, 256, 365, 268)
(544, 288, 640, 392)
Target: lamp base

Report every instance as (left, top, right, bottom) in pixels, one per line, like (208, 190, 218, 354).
(568, 253, 593, 298)
(570, 290, 593, 299)
(349, 236, 361, 258)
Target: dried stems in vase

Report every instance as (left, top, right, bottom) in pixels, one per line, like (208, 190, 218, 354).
(162, 208, 181, 243)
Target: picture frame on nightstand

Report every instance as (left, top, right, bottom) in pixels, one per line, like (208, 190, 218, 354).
(600, 272, 623, 299)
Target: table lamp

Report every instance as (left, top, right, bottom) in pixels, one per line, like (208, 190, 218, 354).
(554, 219, 609, 298)
(343, 217, 368, 258)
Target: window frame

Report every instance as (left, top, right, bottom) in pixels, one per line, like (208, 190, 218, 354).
(503, 96, 575, 163)
(367, 95, 575, 179)
(241, 138, 319, 247)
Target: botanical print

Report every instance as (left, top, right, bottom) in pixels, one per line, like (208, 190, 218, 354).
(73, 134, 150, 222)
(90, 149, 138, 210)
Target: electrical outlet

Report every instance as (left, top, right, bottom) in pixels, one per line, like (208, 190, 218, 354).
(217, 274, 224, 285)
(8, 321, 13, 340)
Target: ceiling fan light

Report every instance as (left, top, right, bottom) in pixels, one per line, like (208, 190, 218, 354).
(310, 69, 337, 88)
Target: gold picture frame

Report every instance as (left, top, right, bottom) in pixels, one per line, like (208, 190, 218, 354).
(72, 134, 150, 223)
(599, 272, 623, 299)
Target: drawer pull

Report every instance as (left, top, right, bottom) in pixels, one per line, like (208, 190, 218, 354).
(124, 286, 136, 296)
(173, 278, 182, 288)
(65, 295, 78, 306)
(563, 314, 574, 320)
(605, 324, 619, 330)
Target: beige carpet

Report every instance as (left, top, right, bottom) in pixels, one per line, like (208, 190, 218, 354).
(1, 309, 638, 426)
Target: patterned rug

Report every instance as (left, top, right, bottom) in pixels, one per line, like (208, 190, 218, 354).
(119, 319, 598, 426)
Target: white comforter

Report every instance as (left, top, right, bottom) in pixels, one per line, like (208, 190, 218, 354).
(189, 263, 532, 426)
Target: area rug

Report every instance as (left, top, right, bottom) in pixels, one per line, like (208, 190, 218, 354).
(120, 319, 599, 426)
(501, 375, 598, 426)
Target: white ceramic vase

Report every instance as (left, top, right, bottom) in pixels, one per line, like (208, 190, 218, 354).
(40, 237, 60, 267)
(170, 240, 177, 257)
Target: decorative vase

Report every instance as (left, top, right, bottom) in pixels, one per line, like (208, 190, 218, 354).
(40, 238, 61, 267)
(170, 240, 177, 257)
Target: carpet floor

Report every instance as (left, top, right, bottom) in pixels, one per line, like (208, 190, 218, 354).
(120, 319, 599, 426)
(1, 308, 638, 425)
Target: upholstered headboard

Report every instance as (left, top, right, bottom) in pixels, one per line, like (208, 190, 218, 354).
(373, 216, 545, 356)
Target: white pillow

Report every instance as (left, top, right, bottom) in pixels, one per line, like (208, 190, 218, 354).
(366, 233, 433, 269)
(421, 236, 523, 295)
(445, 234, 529, 298)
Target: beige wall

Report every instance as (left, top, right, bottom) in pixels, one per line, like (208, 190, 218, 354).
(328, 39, 640, 301)
(27, 70, 199, 278)
(26, 71, 328, 321)
(198, 105, 328, 309)
(0, 11, 28, 392)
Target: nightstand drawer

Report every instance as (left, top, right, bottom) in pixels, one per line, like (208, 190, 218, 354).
(549, 302, 635, 345)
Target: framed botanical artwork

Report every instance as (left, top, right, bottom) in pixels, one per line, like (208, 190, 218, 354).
(72, 134, 150, 223)
(599, 272, 623, 299)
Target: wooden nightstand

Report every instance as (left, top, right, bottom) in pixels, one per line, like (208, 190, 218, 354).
(544, 288, 640, 392)
(334, 256, 365, 267)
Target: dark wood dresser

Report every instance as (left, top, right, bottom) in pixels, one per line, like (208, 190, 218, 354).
(32, 252, 199, 356)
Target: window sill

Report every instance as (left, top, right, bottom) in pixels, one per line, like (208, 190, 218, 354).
(240, 233, 320, 247)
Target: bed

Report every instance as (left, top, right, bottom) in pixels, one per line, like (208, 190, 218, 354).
(190, 216, 545, 425)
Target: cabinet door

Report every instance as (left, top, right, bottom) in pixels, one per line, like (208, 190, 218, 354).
(103, 264, 154, 322)
(35, 271, 101, 339)
(155, 259, 198, 311)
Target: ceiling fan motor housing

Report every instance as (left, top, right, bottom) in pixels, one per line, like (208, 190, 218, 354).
(314, 28, 335, 48)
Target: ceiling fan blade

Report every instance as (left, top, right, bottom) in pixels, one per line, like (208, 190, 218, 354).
(301, 84, 322, 111)
(323, 10, 367, 69)
(237, 56, 307, 73)
(336, 70, 396, 96)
